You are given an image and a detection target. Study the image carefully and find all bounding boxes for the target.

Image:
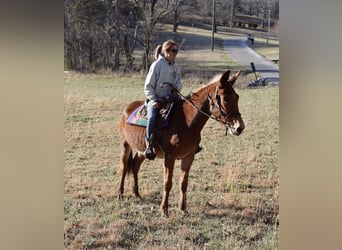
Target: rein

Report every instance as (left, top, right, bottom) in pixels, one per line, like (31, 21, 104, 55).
(177, 91, 217, 121)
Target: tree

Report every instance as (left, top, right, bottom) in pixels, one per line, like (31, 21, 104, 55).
(170, 0, 191, 32)
(137, 0, 171, 70)
(64, 0, 279, 72)
(64, 0, 77, 69)
(64, 0, 107, 71)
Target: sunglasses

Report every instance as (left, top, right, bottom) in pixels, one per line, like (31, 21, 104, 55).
(167, 48, 178, 54)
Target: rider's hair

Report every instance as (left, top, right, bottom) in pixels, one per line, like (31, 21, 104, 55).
(154, 39, 178, 59)
(154, 45, 162, 60)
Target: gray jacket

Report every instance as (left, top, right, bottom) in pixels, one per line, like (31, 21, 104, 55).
(144, 54, 182, 104)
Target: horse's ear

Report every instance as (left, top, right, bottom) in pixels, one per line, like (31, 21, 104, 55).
(228, 70, 241, 86)
(219, 70, 231, 88)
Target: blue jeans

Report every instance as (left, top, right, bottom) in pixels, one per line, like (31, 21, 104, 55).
(146, 101, 161, 140)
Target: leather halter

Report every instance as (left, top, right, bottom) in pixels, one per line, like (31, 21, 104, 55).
(209, 84, 241, 122)
(177, 83, 241, 135)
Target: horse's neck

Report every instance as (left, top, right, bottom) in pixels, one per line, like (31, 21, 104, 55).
(182, 82, 217, 130)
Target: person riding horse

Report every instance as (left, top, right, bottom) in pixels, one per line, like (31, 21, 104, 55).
(143, 40, 182, 160)
(144, 40, 202, 160)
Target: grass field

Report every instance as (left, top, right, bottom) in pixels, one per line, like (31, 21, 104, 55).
(64, 71, 279, 249)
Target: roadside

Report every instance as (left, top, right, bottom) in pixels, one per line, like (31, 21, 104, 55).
(159, 24, 279, 86)
(223, 35, 279, 85)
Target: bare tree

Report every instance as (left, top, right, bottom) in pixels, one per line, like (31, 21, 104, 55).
(64, 0, 279, 72)
(170, 0, 191, 32)
(64, 0, 77, 69)
(139, 0, 170, 70)
(64, 0, 107, 71)
(113, 0, 121, 69)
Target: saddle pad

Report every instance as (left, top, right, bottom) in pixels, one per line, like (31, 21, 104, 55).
(126, 104, 147, 127)
(126, 103, 173, 128)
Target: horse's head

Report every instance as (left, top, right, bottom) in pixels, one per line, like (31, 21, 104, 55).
(209, 70, 245, 136)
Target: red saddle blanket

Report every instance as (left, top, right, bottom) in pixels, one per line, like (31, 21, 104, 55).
(126, 102, 174, 128)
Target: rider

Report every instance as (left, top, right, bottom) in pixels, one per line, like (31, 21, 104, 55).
(144, 40, 182, 160)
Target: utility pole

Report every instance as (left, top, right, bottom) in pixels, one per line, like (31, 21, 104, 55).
(267, 0, 271, 46)
(211, 0, 216, 51)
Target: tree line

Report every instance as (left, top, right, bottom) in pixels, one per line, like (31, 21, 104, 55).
(64, 0, 279, 72)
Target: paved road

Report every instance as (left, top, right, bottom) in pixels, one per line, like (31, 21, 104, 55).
(223, 37, 279, 85)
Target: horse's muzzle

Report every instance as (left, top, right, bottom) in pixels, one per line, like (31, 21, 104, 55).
(227, 118, 245, 136)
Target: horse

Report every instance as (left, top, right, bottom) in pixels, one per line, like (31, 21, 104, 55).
(118, 70, 245, 217)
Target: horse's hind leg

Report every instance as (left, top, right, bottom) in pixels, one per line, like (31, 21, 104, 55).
(118, 141, 132, 199)
(131, 152, 145, 199)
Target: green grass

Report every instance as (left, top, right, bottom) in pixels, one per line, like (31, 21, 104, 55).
(64, 72, 279, 249)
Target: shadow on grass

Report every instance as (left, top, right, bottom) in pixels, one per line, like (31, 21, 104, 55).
(141, 190, 163, 206)
(203, 200, 278, 226)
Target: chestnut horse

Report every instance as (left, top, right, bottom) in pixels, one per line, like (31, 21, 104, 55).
(118, 70, 244, 216)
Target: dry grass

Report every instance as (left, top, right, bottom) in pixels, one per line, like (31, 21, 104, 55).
(64, 71, 279, 249)
(253, 36, 279, 60)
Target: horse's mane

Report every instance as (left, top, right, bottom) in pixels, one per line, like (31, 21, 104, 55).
(208, 74, 222, 84)
(184, 74, 221, 99)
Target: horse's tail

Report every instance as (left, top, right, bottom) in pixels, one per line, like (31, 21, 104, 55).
(127, 151, 134, 175)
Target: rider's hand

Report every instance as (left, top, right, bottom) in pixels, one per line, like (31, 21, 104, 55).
(152, 102, 161, 109)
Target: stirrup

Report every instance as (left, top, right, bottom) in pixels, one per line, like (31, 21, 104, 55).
(144, 147, 156, 160)
(144, 137, 156, 160)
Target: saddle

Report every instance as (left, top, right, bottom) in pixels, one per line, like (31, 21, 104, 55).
(126, 101, 175, 128)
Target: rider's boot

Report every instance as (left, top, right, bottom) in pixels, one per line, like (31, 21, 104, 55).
(144, 137, 156, 160)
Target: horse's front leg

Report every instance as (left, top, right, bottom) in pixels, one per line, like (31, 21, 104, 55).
(131, 152, 145, 200)
(179, 155, 194, 214)
(160, 157, 175, 217)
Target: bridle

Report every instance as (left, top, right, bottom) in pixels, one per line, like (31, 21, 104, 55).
(176, 83, 241, 135)
(209, 84, 241, 118)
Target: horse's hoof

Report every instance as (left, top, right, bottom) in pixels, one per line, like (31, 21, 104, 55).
(180, 210, 189, 217)
(134, 194, 143, 201)
(160, 208, 169, 217)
